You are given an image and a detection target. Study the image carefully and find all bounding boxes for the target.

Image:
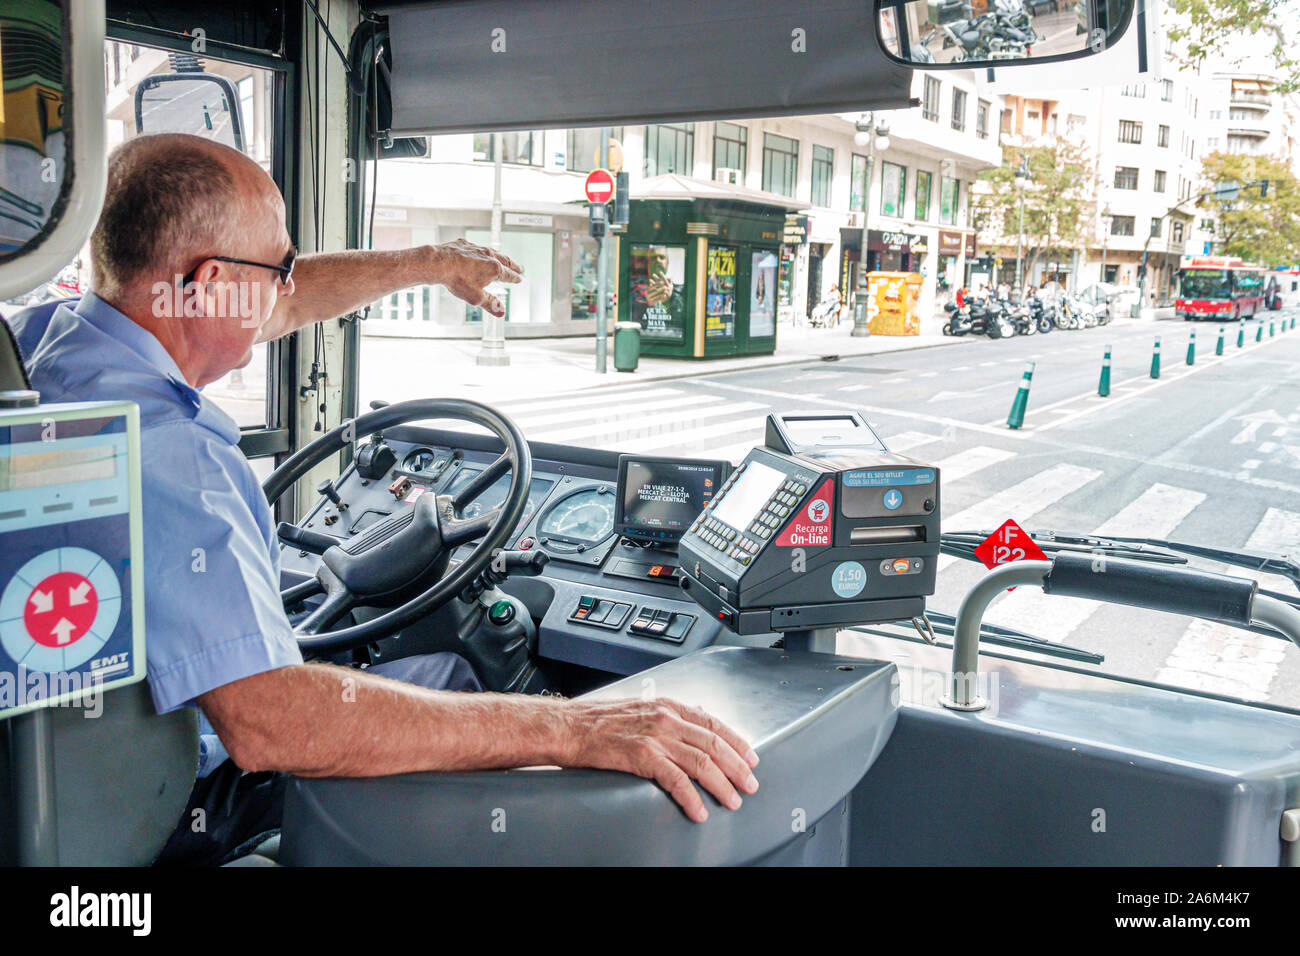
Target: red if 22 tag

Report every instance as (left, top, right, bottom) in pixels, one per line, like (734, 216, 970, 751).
(973, 519, 1047, 590)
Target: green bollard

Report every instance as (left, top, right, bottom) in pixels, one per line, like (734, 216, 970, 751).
(1186, 331, 1195, 366)
(1270, 319, 1275, 337)
(1216, 327, 1224, 356)
(1257, 323, 1264, 342)
(1098, 346, 1111, 397)
(1237, 319, 1245, 348)
(1007, 361, 1035, 430)
(1150, 337, 1161, 379)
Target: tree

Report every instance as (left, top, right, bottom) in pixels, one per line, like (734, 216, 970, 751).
(1199, 153, 1300, 265)
(972, 140, 1097, 285)
(1167, 0, 1299, 90)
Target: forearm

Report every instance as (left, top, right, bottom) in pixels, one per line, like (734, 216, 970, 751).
(200, 662, 575, 777)
(257, 247, 440, 343)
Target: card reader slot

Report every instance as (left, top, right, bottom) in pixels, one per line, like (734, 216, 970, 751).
(849, 526, 925, 545)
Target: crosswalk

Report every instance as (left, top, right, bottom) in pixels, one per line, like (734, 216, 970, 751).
(486, 381, 1299, 705)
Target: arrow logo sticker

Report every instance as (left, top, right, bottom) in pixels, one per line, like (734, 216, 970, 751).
(29, 589, 54, 614)
(50, 618, 76, 646)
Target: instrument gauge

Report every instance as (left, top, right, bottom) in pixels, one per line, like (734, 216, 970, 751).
(402, 448, 439, 474)
(539, 488, 616, 545)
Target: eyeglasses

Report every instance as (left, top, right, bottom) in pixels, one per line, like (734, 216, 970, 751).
(182, 246, 296, 287)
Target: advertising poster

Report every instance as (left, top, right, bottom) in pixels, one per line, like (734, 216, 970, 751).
(630, 244, 686, 340)
(866, 271, 924, 335)
(750, 250, 778, 338)
(706, 246, 737, 340)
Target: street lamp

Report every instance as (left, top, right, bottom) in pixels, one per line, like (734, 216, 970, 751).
(1013, 157, 1031, 296)
(1100, 205, 1112, 285)
(851, 112, 890, 338)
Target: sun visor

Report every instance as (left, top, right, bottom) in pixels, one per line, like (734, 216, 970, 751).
(374, 0, 915, 134)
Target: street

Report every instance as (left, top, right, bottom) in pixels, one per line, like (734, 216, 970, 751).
(475, 311, 1300, 709)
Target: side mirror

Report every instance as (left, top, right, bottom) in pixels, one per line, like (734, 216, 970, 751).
(876, 0, 1136, 68)
(0, 0, 108, 300)
(134, 72, 245, 153)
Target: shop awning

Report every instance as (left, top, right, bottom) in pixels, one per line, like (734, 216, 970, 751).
(632, 173, 809, 211)
(374, 0, 915, 135)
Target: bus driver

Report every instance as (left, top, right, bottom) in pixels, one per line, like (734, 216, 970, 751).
(9, 133, 758, 864)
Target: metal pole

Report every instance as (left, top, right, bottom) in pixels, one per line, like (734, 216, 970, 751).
(851, 127, 875, 338)
(11, 709, 60, 865)
(477, 134, 509, 366)
(596, 128, 611, 373)
(1016, 184, 1025, 293)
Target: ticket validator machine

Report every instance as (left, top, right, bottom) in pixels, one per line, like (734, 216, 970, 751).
(679, 411, 940, 653)
(0, 384, 147, 865)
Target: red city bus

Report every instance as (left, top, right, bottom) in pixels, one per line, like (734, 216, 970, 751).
(1175, 256, 1267, 320)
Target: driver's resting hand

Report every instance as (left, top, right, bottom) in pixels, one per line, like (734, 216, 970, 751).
(564, 696, 759, 822)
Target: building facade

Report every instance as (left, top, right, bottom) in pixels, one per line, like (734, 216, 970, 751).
(365, 73, 1003, 338)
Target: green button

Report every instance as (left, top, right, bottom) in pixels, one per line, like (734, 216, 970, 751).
(489, 600, 515, 625)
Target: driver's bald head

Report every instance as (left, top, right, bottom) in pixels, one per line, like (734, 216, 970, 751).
(90, 133, 277, 303)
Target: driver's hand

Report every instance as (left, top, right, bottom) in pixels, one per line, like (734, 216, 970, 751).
(432, 238, 523, 317)
(565, 697, 759, 822)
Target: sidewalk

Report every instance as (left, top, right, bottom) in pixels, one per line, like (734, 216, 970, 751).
(356, 320, 963, 404)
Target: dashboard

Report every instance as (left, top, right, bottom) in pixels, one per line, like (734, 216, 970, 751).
(277, 425, 764, 675)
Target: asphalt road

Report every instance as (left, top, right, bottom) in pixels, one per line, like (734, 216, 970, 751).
(485, 309, 1300, 709)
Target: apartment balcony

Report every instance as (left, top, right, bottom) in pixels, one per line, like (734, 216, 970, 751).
(1227, 125, 1271, 140)
(1229, 94, 1272, 112)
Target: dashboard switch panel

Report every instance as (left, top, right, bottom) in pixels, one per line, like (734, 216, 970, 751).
(629, 607, 695, 643)
(569, 596, 632, 630)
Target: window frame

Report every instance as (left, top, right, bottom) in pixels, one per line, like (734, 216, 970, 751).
(762, 132, 799, 197)
(951, 88, 967, 132)
(1114, 166, 1139, 189)
(880, 160, 906, 218)
(810, 144, 834, 207)
(644, 122, 696, 177)
(850, 153, 870, 212)
(711, 121, 748, 180)
(914, 169, 932, 221)
(923, 76, 940, 122)
(103, 22, 298, 474)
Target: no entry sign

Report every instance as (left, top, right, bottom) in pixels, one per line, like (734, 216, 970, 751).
(584, 168, 615, 203)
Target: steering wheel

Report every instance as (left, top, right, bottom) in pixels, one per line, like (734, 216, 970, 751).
(263, 399, 532, 655)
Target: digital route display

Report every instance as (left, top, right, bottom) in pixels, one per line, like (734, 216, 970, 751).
(615, 456, 727, 542)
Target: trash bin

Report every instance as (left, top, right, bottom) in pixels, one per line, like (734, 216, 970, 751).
(613, 321, 641, 372)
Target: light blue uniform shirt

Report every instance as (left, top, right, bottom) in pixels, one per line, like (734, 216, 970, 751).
(11, 293, 303, 773)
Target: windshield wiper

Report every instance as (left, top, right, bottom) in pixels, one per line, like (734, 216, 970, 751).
(852, 611, 1105, 665)
(942, 529, 1300, 594)
(942, 529, 1188, 566)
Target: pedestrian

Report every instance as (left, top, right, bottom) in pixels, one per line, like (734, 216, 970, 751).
(997, 279, 1011, 301)
(955, 285, 966, 309)
(826, 284, 843, 328)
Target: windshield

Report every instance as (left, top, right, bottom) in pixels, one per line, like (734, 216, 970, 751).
(1179, 269, 1230, 299)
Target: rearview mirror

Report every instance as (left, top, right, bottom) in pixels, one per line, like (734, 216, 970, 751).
(134, 72, 245, 152)
(876, 0, 1134, 67)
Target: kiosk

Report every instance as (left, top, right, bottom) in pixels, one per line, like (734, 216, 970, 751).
(618, 174, 804, 360)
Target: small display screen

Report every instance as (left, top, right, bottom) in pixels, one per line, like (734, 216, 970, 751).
(0, 444, 118, 492)
(617, 457, 725, 539)
(781, 415, 881, 450)
(711, 461, 785, 530)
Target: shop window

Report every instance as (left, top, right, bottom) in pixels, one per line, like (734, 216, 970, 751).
(880, 161, 906, 218)
(811, 145, 833, 207)
(914, 170, 932, 221)
(762, 133, 798, 197)
(645, 123, 695, 176)
(464, 229, 554, 323)
(939, 176, 959, 226)
(712, 122, 748, 180)
(850, 153, 870, 212)
(570, 233, 599, 319)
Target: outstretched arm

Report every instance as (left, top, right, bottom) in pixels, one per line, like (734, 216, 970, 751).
(257, 239, 522, 344)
